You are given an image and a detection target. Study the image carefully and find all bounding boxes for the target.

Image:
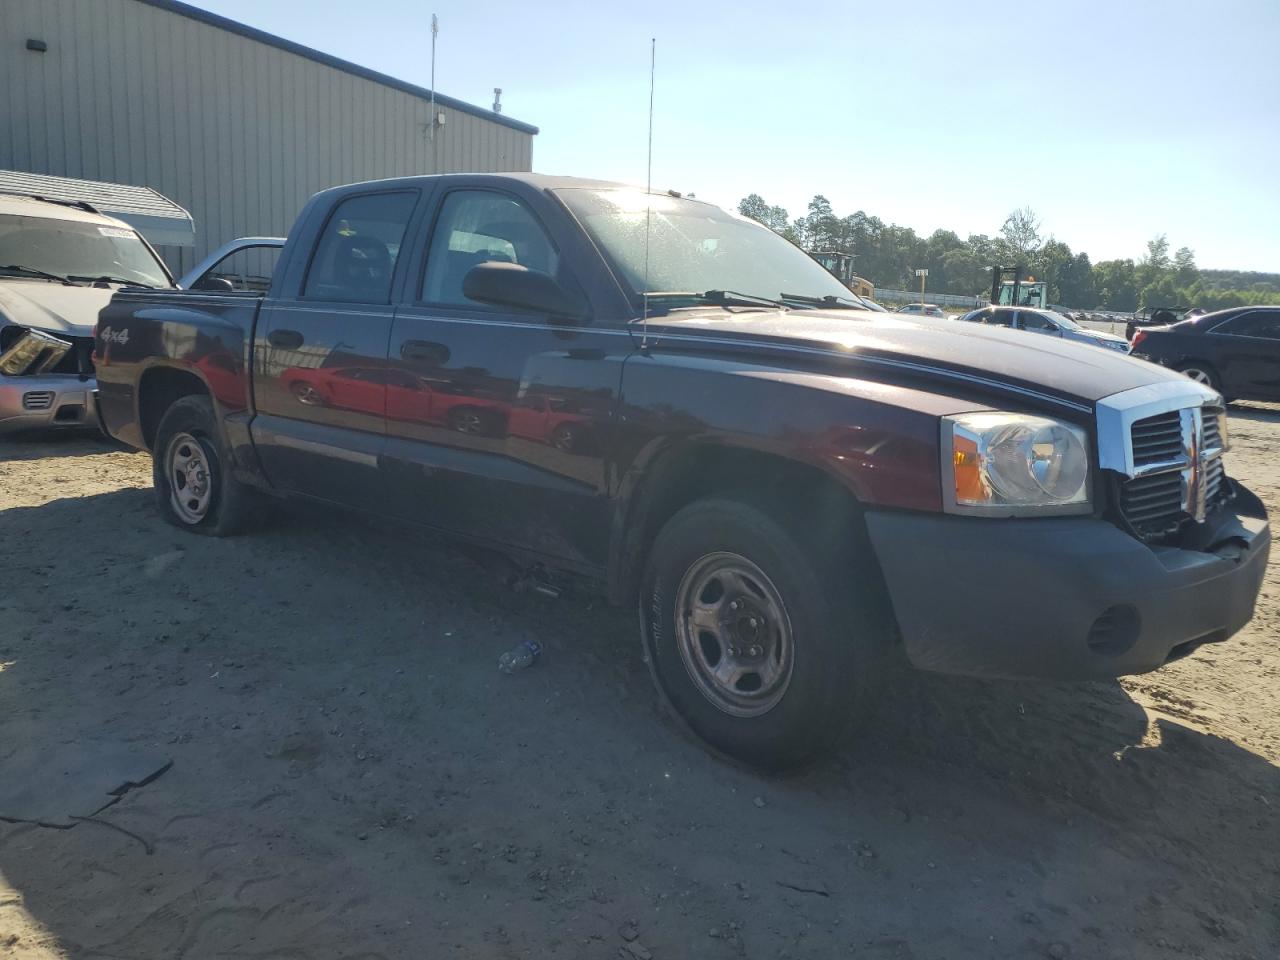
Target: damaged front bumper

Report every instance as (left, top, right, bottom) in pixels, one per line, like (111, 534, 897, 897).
(0, 327, 99, 434)
(0, 372, 99, 433)
(864, 484, 1270, 681)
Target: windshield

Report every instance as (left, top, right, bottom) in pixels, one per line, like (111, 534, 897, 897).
(555, 188, 852, 307)
(0, 213, 170, 287)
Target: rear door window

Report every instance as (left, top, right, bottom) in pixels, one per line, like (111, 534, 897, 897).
(304, 191, 418, 303)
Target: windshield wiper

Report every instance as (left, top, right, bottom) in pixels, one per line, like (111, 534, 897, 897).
(69, 274, 154, 288)
(640, 290, 788, 311)
(779, 292, 864, 309)
(0, 264, 76, 285)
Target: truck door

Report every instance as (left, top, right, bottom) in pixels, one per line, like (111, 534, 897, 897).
(252, 189, 422, 503)
(383, 184, 625, 569)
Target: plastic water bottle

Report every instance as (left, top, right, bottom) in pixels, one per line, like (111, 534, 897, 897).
(498, 638, 542, 674)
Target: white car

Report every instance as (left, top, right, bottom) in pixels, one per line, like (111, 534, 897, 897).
(0, 194, 176, 434)
(896, 302, 946, 319)
(956, 305, 1130, 353)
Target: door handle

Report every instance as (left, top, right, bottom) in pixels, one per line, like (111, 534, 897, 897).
(268, 329, 304, 349)
(400, 339, 450, 365)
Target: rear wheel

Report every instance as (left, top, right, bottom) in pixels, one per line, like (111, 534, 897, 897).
(551, 423, 578, 452)
(1175, 361, 1221, 393)
(152, 395, 263, 536)
(640, 496, 888, 771)
(449, 406, 490, 435)
(289, 381, 325, 406)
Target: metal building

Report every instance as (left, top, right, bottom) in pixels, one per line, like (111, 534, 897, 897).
(0, 0, 538, 273)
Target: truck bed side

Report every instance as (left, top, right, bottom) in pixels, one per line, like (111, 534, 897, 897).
(94, 290, 264, 475)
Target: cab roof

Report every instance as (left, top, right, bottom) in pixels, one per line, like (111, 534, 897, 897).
(0, 192, 135, 229)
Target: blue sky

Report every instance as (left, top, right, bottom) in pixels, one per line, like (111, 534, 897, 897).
(193, 0, 1279, 271)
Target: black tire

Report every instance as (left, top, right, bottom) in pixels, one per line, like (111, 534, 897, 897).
(1174, 361, 1222, 394)
(640, 496, 888, 772)
(152, 395, 263, 536)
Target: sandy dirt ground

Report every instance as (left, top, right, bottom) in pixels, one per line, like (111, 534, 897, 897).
(1, 406, 1277, 960)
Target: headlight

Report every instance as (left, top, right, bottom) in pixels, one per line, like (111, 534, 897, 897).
(943, 412, 1091, 516)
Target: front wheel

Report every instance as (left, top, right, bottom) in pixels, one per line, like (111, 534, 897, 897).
(641, 497, 888, 771)
(152, 395, 263, 536)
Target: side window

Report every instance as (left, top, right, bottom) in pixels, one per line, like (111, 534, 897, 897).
(984, 311, 1014, 328)
(1020, 311, 1053, 331)
(303, 192, 417, 303)
(960, 309, 988, 323)
(194, 244, 282, 293)
(1217, 311, 1280, 340)
(421, 190, 560, 307)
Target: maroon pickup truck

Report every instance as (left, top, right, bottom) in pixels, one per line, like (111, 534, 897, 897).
(94, 174, 1270, 770)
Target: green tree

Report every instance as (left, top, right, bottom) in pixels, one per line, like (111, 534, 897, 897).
(1030, 237, 1073, 304)
(1173, 246, 1198, 287)
(793, 195, 839, 251)
(1136, 233, 1171, 289)
(998, 206, 1042, 264)
(1094, 259, 1138, 311)
(737, 194, 792, 237)
(1057, 252, 1097, 308)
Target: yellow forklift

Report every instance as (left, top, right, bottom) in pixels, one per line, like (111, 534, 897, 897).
(812, 250, 875, 299)
(990, 265, 1047, 307)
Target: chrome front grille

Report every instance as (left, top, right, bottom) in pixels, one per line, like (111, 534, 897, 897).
(22, 390, 54, 410)
(1118, 405, 1228, 537)
(1119, 470, 1183, 528)
(1130, 410, 1182, 469)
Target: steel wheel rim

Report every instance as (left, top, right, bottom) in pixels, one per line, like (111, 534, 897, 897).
(1183, 368, 1212, 385)
(674, 552, 795, 718)
(293, 383, 323, 405)
(166, 432, 213, 524)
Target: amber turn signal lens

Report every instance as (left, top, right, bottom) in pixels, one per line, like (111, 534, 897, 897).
(953, 435, 986, 503)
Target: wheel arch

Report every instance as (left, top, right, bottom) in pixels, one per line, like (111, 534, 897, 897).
(137, 362, 215, 451)
(606, 438, 887, 609)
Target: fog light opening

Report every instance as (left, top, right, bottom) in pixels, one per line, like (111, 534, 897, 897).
(1087, 605, 1141, 657)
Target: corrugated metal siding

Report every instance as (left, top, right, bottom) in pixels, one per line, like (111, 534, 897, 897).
(0, 0, 535, 272)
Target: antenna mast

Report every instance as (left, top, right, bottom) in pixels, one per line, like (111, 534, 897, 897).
(430, 14, 439, 168)
(642, 37, 655, 349)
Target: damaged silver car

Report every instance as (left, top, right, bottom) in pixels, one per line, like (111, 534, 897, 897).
(0, 193, 177, 434)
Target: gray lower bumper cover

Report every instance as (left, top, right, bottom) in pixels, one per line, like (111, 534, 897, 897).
(0, 374, 99, 433)
(865, 492, 1270, 680)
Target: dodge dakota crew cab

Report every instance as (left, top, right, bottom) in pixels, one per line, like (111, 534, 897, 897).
(95, 174, 1270, 770)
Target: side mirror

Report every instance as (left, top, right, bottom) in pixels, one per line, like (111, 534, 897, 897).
(462, 262, 586, 321)
(193, 275, 235, 292)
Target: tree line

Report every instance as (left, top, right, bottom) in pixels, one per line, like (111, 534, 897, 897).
(738, 193, 1280, 312)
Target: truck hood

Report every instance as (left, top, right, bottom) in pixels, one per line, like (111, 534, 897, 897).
(0, 280, 115, 337)
(644, 309, 1172, 408)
